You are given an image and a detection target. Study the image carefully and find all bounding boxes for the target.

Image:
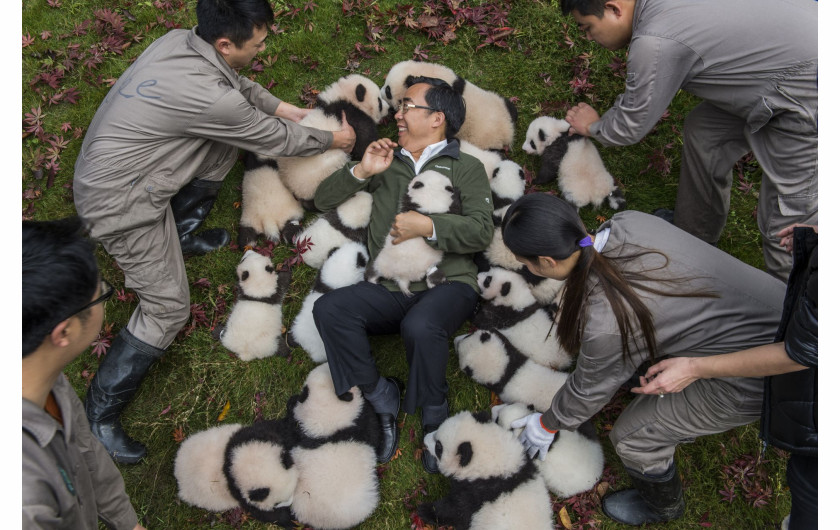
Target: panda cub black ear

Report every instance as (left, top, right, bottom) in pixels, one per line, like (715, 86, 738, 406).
(457, 441, 473, 467)
(445, 185, 454, 193)
(480, 331, 491, 343)
(298, 385, 310, 403)
(518, 169, 525, 180)
(241, 270, 249, 281)
(473, 410, 492, 424)
(355, 83, 367, 103)
(501, 281, 511, 297)
(337, 391, 354, 402)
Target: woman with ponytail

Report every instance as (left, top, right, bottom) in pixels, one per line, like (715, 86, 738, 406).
(502, 193, 786, 526)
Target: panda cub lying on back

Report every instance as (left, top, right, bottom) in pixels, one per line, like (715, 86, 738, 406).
(419, 410, 554, 530)
(366, 170, 461, 296)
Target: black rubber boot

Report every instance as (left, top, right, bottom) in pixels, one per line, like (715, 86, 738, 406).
(601, 463, 686, 526)
(363, 377, 402, 464)
(421, 399, 448, 474)
(85, 329, 165, 464)
(170, 179, 230, 255)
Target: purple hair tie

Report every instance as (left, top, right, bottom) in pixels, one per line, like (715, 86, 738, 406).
(578, 235, 593, 248)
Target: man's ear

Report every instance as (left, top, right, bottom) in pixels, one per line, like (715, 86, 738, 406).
(431, 110, 446, 130)
(49, 319, 72, 349)
(213, 37, 234, 58)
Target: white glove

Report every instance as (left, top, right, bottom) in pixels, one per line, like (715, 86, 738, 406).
(510, 413, 556, 461)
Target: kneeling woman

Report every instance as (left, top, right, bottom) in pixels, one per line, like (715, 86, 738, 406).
(502, 194, 785, 526)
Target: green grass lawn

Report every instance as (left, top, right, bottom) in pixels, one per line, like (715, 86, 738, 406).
(23, 0, 785, 528)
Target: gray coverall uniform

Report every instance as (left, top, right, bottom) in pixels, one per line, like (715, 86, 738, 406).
(23, 375, 139, 529)
(73, 27, 334, 349)
(539, 211, 786, 476)
(588, 0, 817, 281)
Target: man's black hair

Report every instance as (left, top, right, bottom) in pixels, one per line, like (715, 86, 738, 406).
(23, 217, 99, 358)
(196, 0, 275, 48)
(405, 75, 466, 139)
(561, 0, 607, 17)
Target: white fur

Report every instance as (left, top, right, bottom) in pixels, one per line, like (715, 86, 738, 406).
(493, 403, 605, 499)
(523, 116, 623, 209)
(296, 191, 373, 269)
(228, 438, 298, 512)
(489, 160, 525, 206)
(289, 242, 368, 362)
(368, 171, 456, 296)
(291, 363, 364, 438)
(275, 111, 350, 201)
(240, 163, 303, 245)
(220, 251, 287, 361)
(459, 140, 503, 180)
(422, 411, 554, 530)
(319, 74, 390, 123)
(477, 268, 572, 370)
(381, 60, 516, 150)
(290, 442, 379, 529)
(455, 330, 568, 412)
(173, 423, 243, 512)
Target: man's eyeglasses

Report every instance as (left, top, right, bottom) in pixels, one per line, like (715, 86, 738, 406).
(396, 102, 439, 114)
(71, 278, 115, 316)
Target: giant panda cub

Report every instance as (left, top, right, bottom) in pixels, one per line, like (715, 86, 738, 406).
(238, 152, 305, 247)
(475, 267, 572, 370)
(294, 191, 373, 269)
(381, 60, 518, 151)
(419, 410, 554, 530)
(288, 242, 369, 363)
(523, 116, 626, 210)
(214, 250, 291, 361)
(173, 423, 244, 512)
(455, 329, 568, 413)
(458, 140, 503, 180)
(492, 402, 605, 500)
(223, 365, 380, 529)
(366, 170, 461, 296)
(276, 75, 388, 205)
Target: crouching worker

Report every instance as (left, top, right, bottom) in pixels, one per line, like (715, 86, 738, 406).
(23, 217, 145, 530)
(501, 193, 785, 526)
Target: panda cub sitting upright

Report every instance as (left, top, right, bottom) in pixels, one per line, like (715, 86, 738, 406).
(366, 170, 461, 296)
(419, 410, 555, 530)
(214, 250, 291, 361)
(523, 116, 626, 210)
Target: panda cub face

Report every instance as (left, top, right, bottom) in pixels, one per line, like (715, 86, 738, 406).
(319, 74, 389, 123)
(424, 410, 526, 482)
(522, 116, 571, 155)
(478, 267, 537, 310)
(404, 170, 460, 215)
(237, 250, 279, 298)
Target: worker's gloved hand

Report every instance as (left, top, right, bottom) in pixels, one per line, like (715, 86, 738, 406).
(510, 413, 556, 461)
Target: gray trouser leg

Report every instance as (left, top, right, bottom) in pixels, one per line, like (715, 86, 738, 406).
(674, 102, 750, 244)
(99, 207, 191, 349)
(609, 375, 763, 476)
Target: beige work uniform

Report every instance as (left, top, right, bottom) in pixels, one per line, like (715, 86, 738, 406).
(73, 27, 333, 348)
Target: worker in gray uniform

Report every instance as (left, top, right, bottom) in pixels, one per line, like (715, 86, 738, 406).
(72, 0, 356, 464)
(561, 0, 817, 282)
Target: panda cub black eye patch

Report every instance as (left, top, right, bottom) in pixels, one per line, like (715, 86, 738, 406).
(241, 271, 249, 281)
(412, 181, 425, 189)
(265, 265, 273, 273)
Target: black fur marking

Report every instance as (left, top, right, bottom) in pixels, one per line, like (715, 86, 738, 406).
(356, 251, 368, 270)
(500, 281, 511, 298)
(504, 97, 518, 123)
(419, 456, 538, 530)
(473, 410, 492, 424)
(241, 270, 250, 281)
(447, 187, 462, 214)
(324, 207, 368, 243)
(338, 391, 354, 402)
(412, 180, 425, 189)
(237, 226, 260, 248)
(471, 297, 544, 331)
(318, 99, 379, 161)
(452, 76, 466, 95)
(355, 83, 366, 103)
(538, 129, 545, 142)
(462, 329, 528, 396)
(385, 85, 392, 100)
(243, 151, 278, 171)
(248, 488, 270, 503)
(457, 441, 473, 467)
(480, 331, 491, 343)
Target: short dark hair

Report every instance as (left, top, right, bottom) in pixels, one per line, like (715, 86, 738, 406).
(23, 217, 99, 358)
(561, 0, 606, 17)
(405, 76, 466, 139)
(196, 0, 275, 47)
